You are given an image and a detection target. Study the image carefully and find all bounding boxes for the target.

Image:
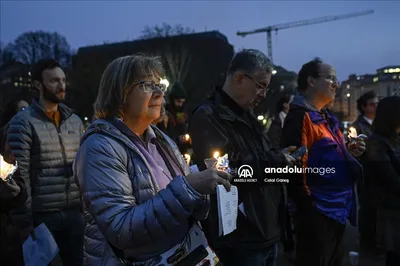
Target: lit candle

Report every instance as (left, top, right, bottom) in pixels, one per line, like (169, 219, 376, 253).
(348, 127, 358, 139)
(213, 151, 220, 159)
(184, 134, 190, 141)
(0, 155, 17, 180)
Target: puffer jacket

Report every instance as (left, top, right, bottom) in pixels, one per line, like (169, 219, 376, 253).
(6, 99, 83, 228)
(73, 119, 209, 266)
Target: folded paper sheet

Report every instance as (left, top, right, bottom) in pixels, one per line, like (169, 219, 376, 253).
(216, 185, 238, 236)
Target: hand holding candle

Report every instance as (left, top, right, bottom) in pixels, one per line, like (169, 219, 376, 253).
(0, 154, 18, 180)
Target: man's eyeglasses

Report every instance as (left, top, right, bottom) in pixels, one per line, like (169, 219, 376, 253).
(133, 81, 167, 94)
(243, 74, 269, 93)
(318, 75, 338, 85)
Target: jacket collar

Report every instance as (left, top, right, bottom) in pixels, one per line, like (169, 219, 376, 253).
(31, 98, 73, 122)
(82, 119, 189, 175)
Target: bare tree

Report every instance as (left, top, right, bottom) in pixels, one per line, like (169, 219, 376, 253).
(8, 31, 72, 66)
(158, 43, 192, 84)
(0, 42, 16, 66)
(140, 23, 195, 39)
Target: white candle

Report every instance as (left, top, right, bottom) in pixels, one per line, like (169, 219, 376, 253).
(184, 154, 191, 165)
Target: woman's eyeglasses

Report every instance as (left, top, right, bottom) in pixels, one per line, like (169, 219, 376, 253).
(133, 81, 167, 94)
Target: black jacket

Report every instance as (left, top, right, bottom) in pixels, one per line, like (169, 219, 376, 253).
(267, 116, 283, 150)
(0, 168, 27, 266)
(189, 88, 287, 250)
(363, 133, 400, 211)
(352, 115, 373, 137)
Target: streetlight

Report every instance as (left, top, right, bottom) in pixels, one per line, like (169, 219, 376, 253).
(257, 115, 264, 121)
(346, 93, 350, 98)
(272, 70, 277, 75)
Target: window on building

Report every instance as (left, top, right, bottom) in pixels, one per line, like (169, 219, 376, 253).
(373, 77, 379, 82)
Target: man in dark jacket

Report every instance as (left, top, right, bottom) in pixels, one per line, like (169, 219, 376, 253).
(6, 58, 84, 266)
(281, 58, 365, 266)
(267, 94, 293, 149)
(189, 49, 296, 266)
(352, 91, 382, 255)
(352, 90, 378, 137)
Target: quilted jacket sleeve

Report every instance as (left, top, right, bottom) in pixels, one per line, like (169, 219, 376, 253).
(74, 134, 205, 250)
(6, 115, 33, 229)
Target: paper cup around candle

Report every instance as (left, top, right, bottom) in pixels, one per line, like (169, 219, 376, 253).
(204, 157, 218, 169)
(0, 155, 18, 180)
(349, 251, 359, 265)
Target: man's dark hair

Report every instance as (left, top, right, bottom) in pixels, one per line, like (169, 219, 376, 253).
(297, 57, 323, 92)
(276, 94, 292, 113)
(356, 90, 377, 115)
(227, 49, 273, 75)
(373, 96, 400, 140)
(31, 58, 62, 83)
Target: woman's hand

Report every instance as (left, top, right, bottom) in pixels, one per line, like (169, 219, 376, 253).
(186, 168, 232, 194)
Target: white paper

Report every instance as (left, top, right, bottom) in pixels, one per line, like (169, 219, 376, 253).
(23, 223, 59, 266)
(238, 203, 247, 218)
(189, 164, 200, 173)
(216, 185, 238, 236)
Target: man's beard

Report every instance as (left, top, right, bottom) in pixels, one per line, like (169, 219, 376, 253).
(42, 84, 65, 104)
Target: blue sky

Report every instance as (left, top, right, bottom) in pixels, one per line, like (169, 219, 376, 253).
(1, 1, 399, 81)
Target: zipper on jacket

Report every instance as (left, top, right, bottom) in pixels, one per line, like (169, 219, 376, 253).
(54, 114, 70, 208)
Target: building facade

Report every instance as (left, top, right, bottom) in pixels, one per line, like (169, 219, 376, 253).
(333, 65, 400, 123)
(71, 31, 235, 118)
(0, 62, 36, 112)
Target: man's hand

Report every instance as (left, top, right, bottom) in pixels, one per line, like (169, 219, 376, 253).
(281, 146, 297, 166)
(348, 137, 366, 157)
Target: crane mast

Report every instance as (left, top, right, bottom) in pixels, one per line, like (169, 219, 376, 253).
(237, 10, 374, 64)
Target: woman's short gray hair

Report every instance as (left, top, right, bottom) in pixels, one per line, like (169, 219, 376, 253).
(94, 54, 164, 119)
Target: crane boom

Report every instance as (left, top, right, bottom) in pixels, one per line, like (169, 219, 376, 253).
(237, 10, 374, 63)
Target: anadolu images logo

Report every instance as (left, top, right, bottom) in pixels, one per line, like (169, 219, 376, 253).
(238, 165, 253, 178)
(234, 165, 257, 183)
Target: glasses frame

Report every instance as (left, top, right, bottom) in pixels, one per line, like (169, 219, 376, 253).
(243, 74, 269, 93)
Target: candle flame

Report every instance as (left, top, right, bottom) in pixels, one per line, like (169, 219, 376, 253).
(213, 151, 220, 159)
(348, 127, 358, 139)
(184, 134, 190, 141)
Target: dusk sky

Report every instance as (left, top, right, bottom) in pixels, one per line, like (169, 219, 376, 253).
(1, 1, 399, 81)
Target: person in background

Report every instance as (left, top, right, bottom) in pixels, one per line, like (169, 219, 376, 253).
(281, 58, 365, 266)
(352, 90, 378, 137)
(363, 96, 400, 266)
(268, 94, 293, 149)
(6, 58, 85, 266)
(189, 48, 296, 266)
(74, 55, 231, 265)
(0, 100, 29, 159)
(352, 90, 382, 255)
(165, 82, 190, 153)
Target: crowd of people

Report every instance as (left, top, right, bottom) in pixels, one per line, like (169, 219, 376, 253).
(0, 48, 399, 266)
